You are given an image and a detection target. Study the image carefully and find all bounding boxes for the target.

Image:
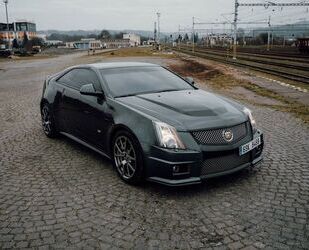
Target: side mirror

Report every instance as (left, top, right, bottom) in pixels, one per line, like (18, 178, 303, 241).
(80, 84, 104, 97)
(185, 76, 195, 85)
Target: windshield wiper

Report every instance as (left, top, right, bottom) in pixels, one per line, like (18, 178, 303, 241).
(115, 93, 137, 98)
(115, 89, 185, 98)
(151, 89, 186, 94)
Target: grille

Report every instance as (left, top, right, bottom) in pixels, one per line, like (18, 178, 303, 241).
(201, 152, 250, 176)
(191, 122, 248, 145)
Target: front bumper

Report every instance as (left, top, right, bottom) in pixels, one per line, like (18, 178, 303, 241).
(146, 130, 264, 186)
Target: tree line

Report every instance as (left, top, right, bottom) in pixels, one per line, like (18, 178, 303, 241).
(47, 30, 148, 42)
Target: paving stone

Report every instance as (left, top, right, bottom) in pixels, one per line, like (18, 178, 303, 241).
(0, 55, 308, 249)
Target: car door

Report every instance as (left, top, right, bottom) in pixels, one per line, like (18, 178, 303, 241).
(73, 68, 112, 151)
(52, 80, 67, 132)
(56, 69, 89, 136)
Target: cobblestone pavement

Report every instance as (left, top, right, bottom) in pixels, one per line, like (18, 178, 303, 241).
(0, 54, 308, 249)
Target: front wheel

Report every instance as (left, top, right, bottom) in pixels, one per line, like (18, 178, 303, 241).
(41, 103, 58, 138)
(112, 130, 144, 185)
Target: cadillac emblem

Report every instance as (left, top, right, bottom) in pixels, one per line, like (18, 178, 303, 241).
(222, 129, 233, 142)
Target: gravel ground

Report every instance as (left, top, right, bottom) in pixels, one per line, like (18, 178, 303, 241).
(0, 53, 308, 249)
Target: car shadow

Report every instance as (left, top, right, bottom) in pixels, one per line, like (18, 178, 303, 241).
(59, 134, 260, 198)
(139, 167, 259, 197)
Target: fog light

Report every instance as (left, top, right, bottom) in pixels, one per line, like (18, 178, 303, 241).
(173, 165, 180, 173)
(172, 165, 190, 176)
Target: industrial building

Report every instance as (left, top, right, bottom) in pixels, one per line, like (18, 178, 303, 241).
(200, 34, 233, 47)
(69, 38, 102, 50)
(123, 33, 141, 46)
(0, 21, 37, 43)
(101, 38, 130, 49)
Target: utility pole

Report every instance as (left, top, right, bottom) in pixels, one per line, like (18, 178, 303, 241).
(154, 21, 157, 43)
(156, 12, 161, 46)
(3, 0, 10, 49)
(233, 0, 239, 60)
(271, 31, 274, 48)
(267, 15, 271, 51)
(178, 24, 181, 49)
(233, 1, 309, 59)
(192, 17, 195, 53)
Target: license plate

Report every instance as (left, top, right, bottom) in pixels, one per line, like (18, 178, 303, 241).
(239, 136, 261, 156)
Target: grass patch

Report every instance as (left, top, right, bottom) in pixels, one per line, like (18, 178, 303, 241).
(209, 73, 309, 124)
(105, 47, 175, 58)
(168, 58, 309, 124)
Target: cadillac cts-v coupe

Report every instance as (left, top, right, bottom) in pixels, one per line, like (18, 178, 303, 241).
(40, 62, 264, 186)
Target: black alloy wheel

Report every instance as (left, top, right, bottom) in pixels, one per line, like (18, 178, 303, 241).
(112, 130, 144, 184)
(41, 104, 58, 138)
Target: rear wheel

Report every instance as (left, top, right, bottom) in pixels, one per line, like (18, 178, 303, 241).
(41, 103, 58, 138)
(112, 130, 144, 185)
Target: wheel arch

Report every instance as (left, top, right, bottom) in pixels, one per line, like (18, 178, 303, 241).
(108, 123, 147, 182)
(40, 98, 49, 110)
(107, 124, 142, 157)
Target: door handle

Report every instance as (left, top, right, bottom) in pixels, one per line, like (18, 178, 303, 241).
(83, 110, 91, 114)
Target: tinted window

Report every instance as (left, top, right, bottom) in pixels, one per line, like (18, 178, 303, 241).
(100, 66, 194, 97)
(57, 68, 100, 90)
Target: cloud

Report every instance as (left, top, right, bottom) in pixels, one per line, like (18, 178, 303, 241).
(1, 0, 305, 31)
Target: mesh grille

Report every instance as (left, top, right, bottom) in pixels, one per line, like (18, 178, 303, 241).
(201, 153, 250, 176)
(191, 122, 248, 145)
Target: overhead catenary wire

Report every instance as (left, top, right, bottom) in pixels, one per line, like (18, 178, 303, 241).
(232, 0, 309, 59)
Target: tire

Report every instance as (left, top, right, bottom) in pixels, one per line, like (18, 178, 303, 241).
(41, 103, 58, 138)
(112, 130, 144, 185)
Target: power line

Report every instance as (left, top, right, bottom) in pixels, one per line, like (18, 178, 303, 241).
(232, 0, 309, 59)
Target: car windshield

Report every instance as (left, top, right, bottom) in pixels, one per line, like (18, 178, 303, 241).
(100, 66, 194, 97)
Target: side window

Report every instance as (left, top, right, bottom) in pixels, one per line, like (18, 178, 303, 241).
(81, 69, 101, 91)
(57, 69, 101, 90)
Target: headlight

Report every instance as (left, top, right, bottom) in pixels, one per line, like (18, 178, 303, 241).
(243, 107, 257, 133)
(153, 121, 185, 149)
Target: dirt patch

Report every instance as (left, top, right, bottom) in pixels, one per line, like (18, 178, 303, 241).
(168, 59, 221, 80)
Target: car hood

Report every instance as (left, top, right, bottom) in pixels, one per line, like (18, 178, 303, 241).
(116, 89, 247, 131)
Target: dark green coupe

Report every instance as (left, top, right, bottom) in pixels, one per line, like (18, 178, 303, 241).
(40, 62, 264, 186)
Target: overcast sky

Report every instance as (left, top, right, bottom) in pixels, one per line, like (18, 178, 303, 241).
(1, 0, 307, 31)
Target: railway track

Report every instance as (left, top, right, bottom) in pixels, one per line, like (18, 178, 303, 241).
(173, 47, 309, 84)
(193, 47, 309, 65)
(185, 47, 309, 72)
(200, 46, 309, 60)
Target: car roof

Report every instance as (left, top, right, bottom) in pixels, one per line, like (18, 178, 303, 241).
(84, 62, 160, 70)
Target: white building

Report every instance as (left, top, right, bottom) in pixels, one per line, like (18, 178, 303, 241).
(74, 38, 102, 50)
(45, 40, 63, 46)
(123, 33, 141, 47)
(101, 38, 130, 49)
(202, 34, 233, 47)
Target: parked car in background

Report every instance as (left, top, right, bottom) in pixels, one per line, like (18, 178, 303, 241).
(40, 62, 264, 186)
(0, 49, 12, 57)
